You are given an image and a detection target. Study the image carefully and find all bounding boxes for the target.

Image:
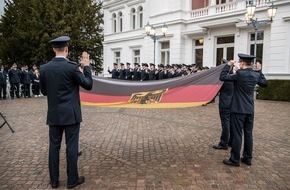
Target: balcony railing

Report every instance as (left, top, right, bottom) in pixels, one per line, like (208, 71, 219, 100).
(191, 7, 209, 18)
(252, 0, 270, 6)
(191, 0, 274, 18)
(216, 1, 237, 13)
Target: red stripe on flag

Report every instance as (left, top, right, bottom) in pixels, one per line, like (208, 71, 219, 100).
(80, 92, 130, 103)
(161, 85, 221, 103)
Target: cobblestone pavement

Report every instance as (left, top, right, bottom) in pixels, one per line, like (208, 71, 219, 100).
(0, 97, 290, 190)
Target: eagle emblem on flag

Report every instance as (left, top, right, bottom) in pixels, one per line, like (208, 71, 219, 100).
(129, 89, 168, 104)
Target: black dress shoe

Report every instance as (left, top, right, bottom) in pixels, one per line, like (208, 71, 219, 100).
(223, 159, 240, 167)
(213, 144, 228, 150)
(50, 181, 59, 189)
(67, 176, 85, 189)
(241, 158, 252, 166)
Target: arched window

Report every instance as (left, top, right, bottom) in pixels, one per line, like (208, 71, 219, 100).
(112, 13, 117, 33)
(131, 8, 136, 30)
(138, 6, 143, 28)
(118, 12, 123, 32)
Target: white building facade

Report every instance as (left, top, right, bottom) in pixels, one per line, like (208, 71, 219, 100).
(102, 0, 290, 79)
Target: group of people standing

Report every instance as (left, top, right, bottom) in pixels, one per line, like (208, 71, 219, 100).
(213, 54, 267, 167)
(108, 62, 209, 81)
(0, 64, 41, 100)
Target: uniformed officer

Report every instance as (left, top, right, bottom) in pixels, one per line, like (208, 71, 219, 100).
(40, 36, 93, 188)
(220, 53, 267, 167)
(0, 65, 7, 100)
(118, 63, 126, 80)
(108, 63, 119, 79)
(125, 62, 132, 80)
(132, 63, 141, 81)
(21, 65, 32, 98)
(8, 63, 21, 99)
(140, 63, 148, 81)
(174, 65, 183, 77)
(157, 64, 166, 80)
(148, 63, 157, 80)
(213, 59, 234, 150)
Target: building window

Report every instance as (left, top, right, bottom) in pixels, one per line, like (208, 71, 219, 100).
(192, 0, 209, 10)
(194, 39, 204, 67)
(112, 13, 117, 33)
(250, 32, 264, 60)
(114, 52, 121, 66)
(118, 12, 123, 32)
(217, 36, 235, 44)
(215, 36, 235, 66)
(160, 42, 170, 65)
(133, 50, 140, 63)
(138, 6, 143, 28)
(131, 8, 136, 30)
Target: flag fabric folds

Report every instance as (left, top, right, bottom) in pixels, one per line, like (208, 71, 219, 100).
(80, 65, 225, 108)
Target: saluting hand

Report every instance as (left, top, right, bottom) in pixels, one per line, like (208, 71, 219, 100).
(228, 60, 235, 66)
(80, 52, 90, 67)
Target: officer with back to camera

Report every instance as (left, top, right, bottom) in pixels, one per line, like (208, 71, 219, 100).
(40, 36, 93, 189)
(213, 59, 234, 150)
(220, 53, 267, 167)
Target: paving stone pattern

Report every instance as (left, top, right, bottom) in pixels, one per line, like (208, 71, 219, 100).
(0, 98, 289, 190)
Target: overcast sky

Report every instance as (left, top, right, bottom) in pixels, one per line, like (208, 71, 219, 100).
(0, 1, 4, 16)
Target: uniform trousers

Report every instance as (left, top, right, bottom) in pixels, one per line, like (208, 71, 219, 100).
(10, 83, 20, 98)
(0, 84, 7, 99)
(49, 123, 80, 185)
(230, 113, 254, 164)
(23, 84, 31, 97)
(219, 109, 232, 147)
(32, 84, 40, 95)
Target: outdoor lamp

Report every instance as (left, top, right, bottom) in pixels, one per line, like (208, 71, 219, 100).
(246, 1, 256, 19)
(149, 26, 156, 36)
(267, 3, 277, 21)
(245, 13, 251, 24)
(161, 23, 168, 36)
(198, 38, 204, 44)
(145, 22, 152, 35)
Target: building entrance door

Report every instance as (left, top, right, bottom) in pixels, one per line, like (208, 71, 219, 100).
(215, 36, 235, 66)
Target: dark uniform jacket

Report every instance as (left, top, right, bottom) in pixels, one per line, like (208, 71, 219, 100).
(158, 70, 166, 80)
(40, 57, 93, 125)
(32, 73, 40, 85)
(140, 69, 148, 81)
(133, 68, 140, 81)
(21, 70, 32, 84)
(0, 71, 7, 84)
(220, 65, 267, 114)
(174, 71, 183, 77)
(118, 68, 126, 80)
(8, 69, 21, 84)
(125, 68, 132, 80)
(148, 69, 157, 80)
(108, 68, 119, 79)
(167, 72, 174, 78)
(219, 81, 234, 110)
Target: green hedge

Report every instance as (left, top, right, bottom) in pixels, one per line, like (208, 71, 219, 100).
(257, 80, 290, 102)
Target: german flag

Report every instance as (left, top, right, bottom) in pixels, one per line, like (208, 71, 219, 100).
(80, 65, 224, 108)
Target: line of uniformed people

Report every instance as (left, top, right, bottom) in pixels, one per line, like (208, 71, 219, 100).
(0, 63, 41, 100)
(108, 62, 210, 81)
